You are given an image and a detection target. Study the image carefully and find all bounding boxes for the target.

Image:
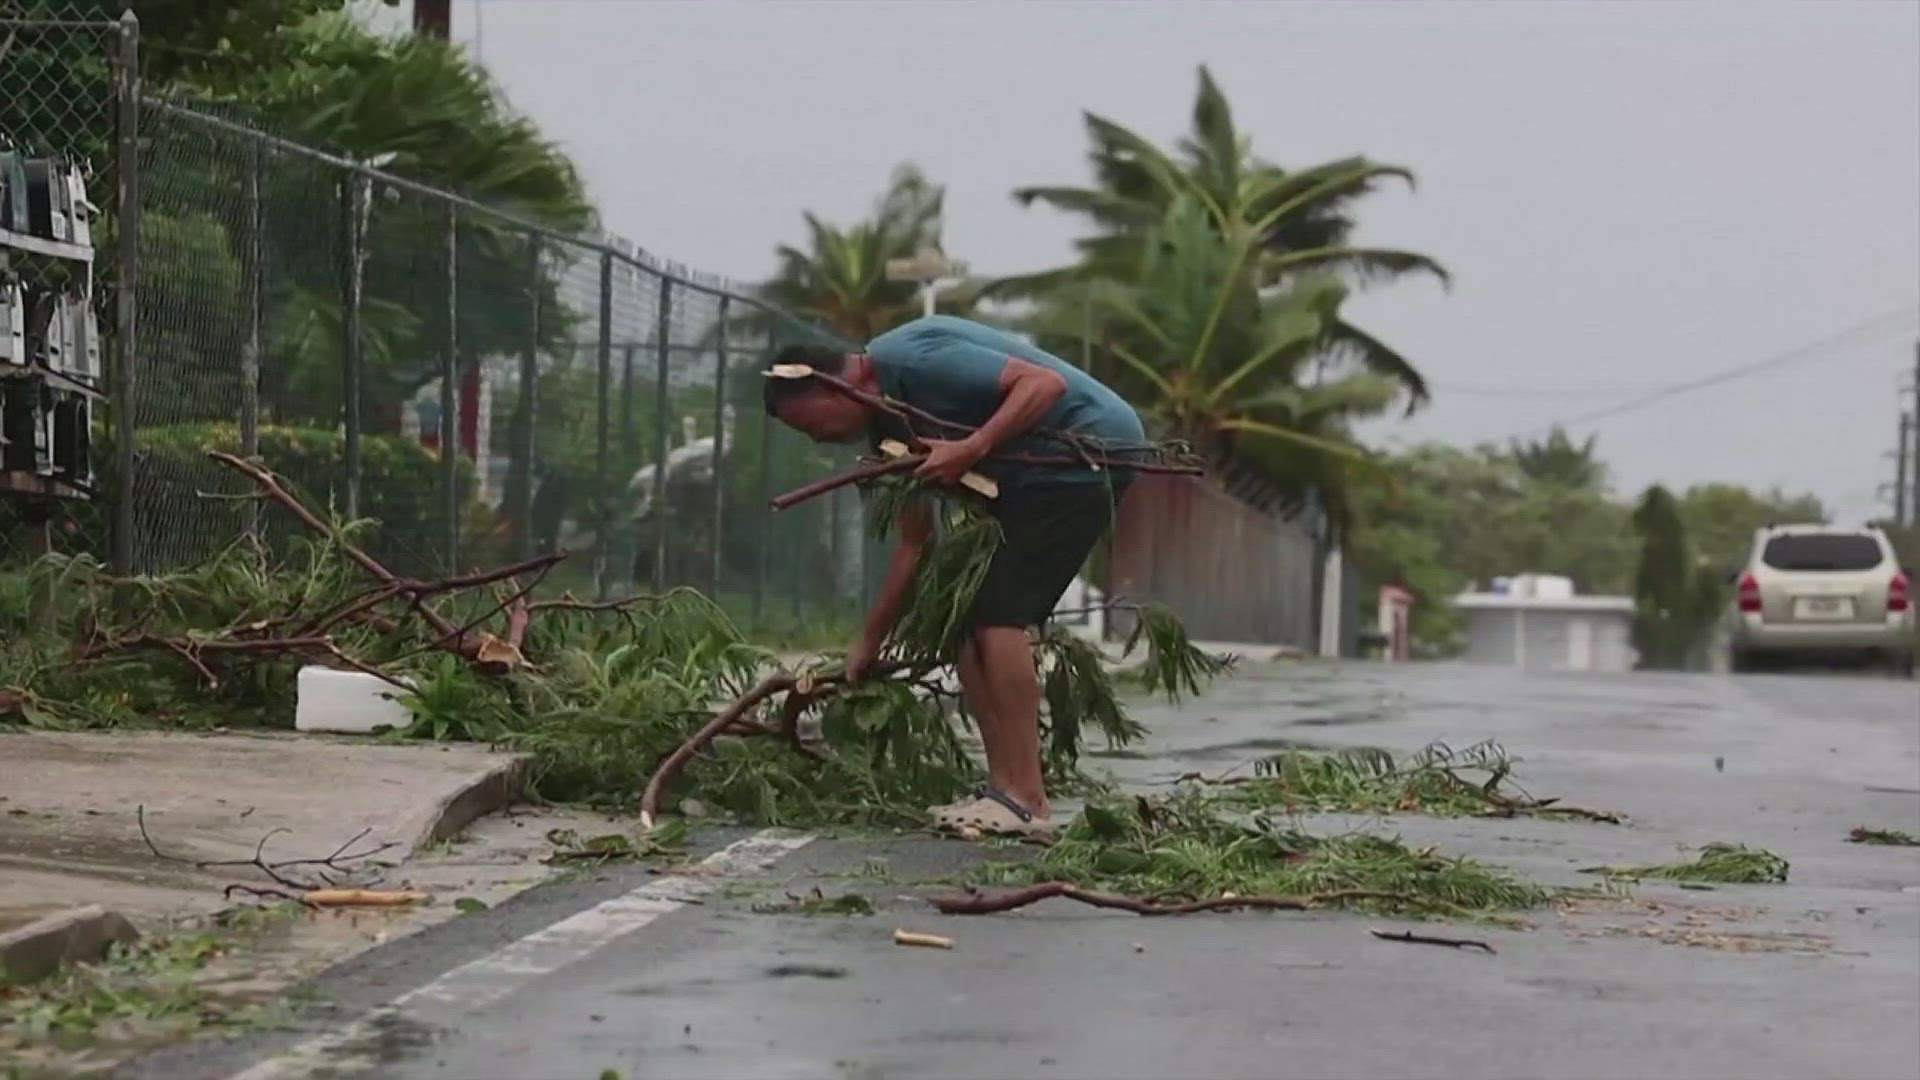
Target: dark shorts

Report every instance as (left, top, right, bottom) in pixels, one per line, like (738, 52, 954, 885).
(969, 478, 1132, 629)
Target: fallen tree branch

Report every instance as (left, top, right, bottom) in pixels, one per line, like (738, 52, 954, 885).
(200, 453, 584, 671)
(638, 661, 920, 824)
(138, 805, 399, 891)
(640, 674, 795, 828)
(84, 634, 414, 691)
(924, 881, 1408, 916)
(1370, 928, 1496, 954)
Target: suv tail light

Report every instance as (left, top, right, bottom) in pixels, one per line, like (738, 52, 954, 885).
(1737, 573, 1762, 613)
(1891, 572, 1910, 613)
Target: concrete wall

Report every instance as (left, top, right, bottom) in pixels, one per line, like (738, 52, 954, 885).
(1107, 475, 1321, 649)
(1460, 606, 1636, 672)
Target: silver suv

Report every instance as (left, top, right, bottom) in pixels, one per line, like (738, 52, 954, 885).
(1727, 525, 1914, 674)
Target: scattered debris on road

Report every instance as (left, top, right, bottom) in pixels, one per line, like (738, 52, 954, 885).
(1370, 928, 1496, 954)
(892, 929, 954, 950)
(939, 786, 1564, 920)
(138, 805, 399, 902)
(1848, 826, 1920, 846)
(1197, 740, 1622, 823)
(1581, 842, 1789, 883)
(543, 821, 686, 865)
(752, 889, 876, 916)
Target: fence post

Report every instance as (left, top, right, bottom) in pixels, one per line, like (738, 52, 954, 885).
(109, 11, 141, 575)
(239, 139, 263, 544)
(753, 387, 771, 627)
(340, 174, 366, 522)
(510, 234, 539, 561)
(708, 297, 728, 600)
(440, 204, 459, 571)
(593, 251, 612, 598)
(652, 277, 672, 590)
(620, 344, 635, 453)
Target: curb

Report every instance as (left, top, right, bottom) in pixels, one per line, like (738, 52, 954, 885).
(397, 754, 531, 853)
(0, 904, 140, 985)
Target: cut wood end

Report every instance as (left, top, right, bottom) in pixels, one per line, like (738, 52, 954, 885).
(959, 474, 1000, 499)
(766, 364, 816, 380)
(474, 633, 525, 668)
(303, 889, 428, 908)
(893, 928, 954, 950)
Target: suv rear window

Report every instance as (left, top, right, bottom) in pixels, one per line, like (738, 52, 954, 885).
(1760, 534, 1884, 572)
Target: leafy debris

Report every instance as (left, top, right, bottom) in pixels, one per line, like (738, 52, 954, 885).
(1848, 826, 1920, 847)
(751, 888, 877, 916)
(1582, 843, 1789, 884)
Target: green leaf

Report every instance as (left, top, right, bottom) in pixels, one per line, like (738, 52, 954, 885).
(1081, 803, 1131, 841)
(453, 897, 488, 914)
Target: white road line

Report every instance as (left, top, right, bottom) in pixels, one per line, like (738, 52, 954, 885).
(226, 829, 813, 1080)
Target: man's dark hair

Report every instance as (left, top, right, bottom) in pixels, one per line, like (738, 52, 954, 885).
(762, 343, 850, 417)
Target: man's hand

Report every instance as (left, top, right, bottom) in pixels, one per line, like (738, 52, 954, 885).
(844, 634, 880, 686)
(914, 436, 988, 486)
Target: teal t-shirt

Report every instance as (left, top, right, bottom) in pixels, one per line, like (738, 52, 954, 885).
(864, 316, 1145, 488)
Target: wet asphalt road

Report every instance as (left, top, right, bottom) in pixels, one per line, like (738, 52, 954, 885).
(128, 663, 1920, 1080)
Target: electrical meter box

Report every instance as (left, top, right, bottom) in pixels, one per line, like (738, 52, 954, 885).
(2, 146, 99, 505)
(0, 279, 25, 367)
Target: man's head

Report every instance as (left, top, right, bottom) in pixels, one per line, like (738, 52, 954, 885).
(762, 344, 869, 443)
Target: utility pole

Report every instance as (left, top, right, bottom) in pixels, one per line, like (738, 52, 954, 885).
(1897, 411, 1912, 527)
(1909, 341, 1920, 525)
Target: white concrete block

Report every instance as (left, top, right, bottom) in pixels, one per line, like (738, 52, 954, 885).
(295, 666, 415, 734)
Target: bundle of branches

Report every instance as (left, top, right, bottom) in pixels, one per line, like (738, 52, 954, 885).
(1201, 741, 1621, 823)
(636, 472, 1230, 826)
(936, 785, 1558, 920)
(0, 452, 589, 729)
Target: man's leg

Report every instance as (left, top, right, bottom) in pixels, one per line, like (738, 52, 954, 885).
(954, 640, 1011, 794)
(970, 624, 1047, 819)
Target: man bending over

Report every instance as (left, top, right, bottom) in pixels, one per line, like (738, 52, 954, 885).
(763, 315, 1145, 838)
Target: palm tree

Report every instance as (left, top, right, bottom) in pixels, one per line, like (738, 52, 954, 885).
(756, 164, 958, 343)
(1509, 426, 1606, 489)
(998, 66, 1445, 408)
(1027, 197, 1390, 525)
(177, 12, 593, 416)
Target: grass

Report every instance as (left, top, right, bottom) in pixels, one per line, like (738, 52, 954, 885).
(965, 787, 1563, 921)
(1848, 826, 1920, 847)
(1582, 843, 1790, 883)
(0, 905, 296, 1053)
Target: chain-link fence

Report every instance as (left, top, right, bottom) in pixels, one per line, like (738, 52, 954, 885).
(1, 11, 129, 566)
(3, 11, 879, 639)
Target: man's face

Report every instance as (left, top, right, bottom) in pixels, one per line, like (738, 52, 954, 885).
(775, 388, 868, 444)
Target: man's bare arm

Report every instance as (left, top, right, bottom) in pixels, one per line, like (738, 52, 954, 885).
(846, 499, 934, 682)
(914, 358, 1068, 484)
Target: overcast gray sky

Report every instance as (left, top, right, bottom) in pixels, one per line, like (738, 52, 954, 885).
(429, 0, 1918, 520)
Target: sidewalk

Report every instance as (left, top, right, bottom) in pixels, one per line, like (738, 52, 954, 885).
(1, 729, 529, 971)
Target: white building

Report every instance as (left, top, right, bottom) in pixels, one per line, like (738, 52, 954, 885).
(1454, 574, 1637, 673)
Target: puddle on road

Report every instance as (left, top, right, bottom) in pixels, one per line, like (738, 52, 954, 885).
(763, 964, 849, 980)
(1292, 712, 1393, 728)
(1164, 736, 1338, 762)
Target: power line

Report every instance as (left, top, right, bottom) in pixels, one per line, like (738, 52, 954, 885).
(1433, 379, 1677, 401)
(1504, 307, 1919, 441)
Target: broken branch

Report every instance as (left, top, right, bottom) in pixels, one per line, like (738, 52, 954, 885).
(1370, 929, 1496, 954)
(925, 881, 1408, 916)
